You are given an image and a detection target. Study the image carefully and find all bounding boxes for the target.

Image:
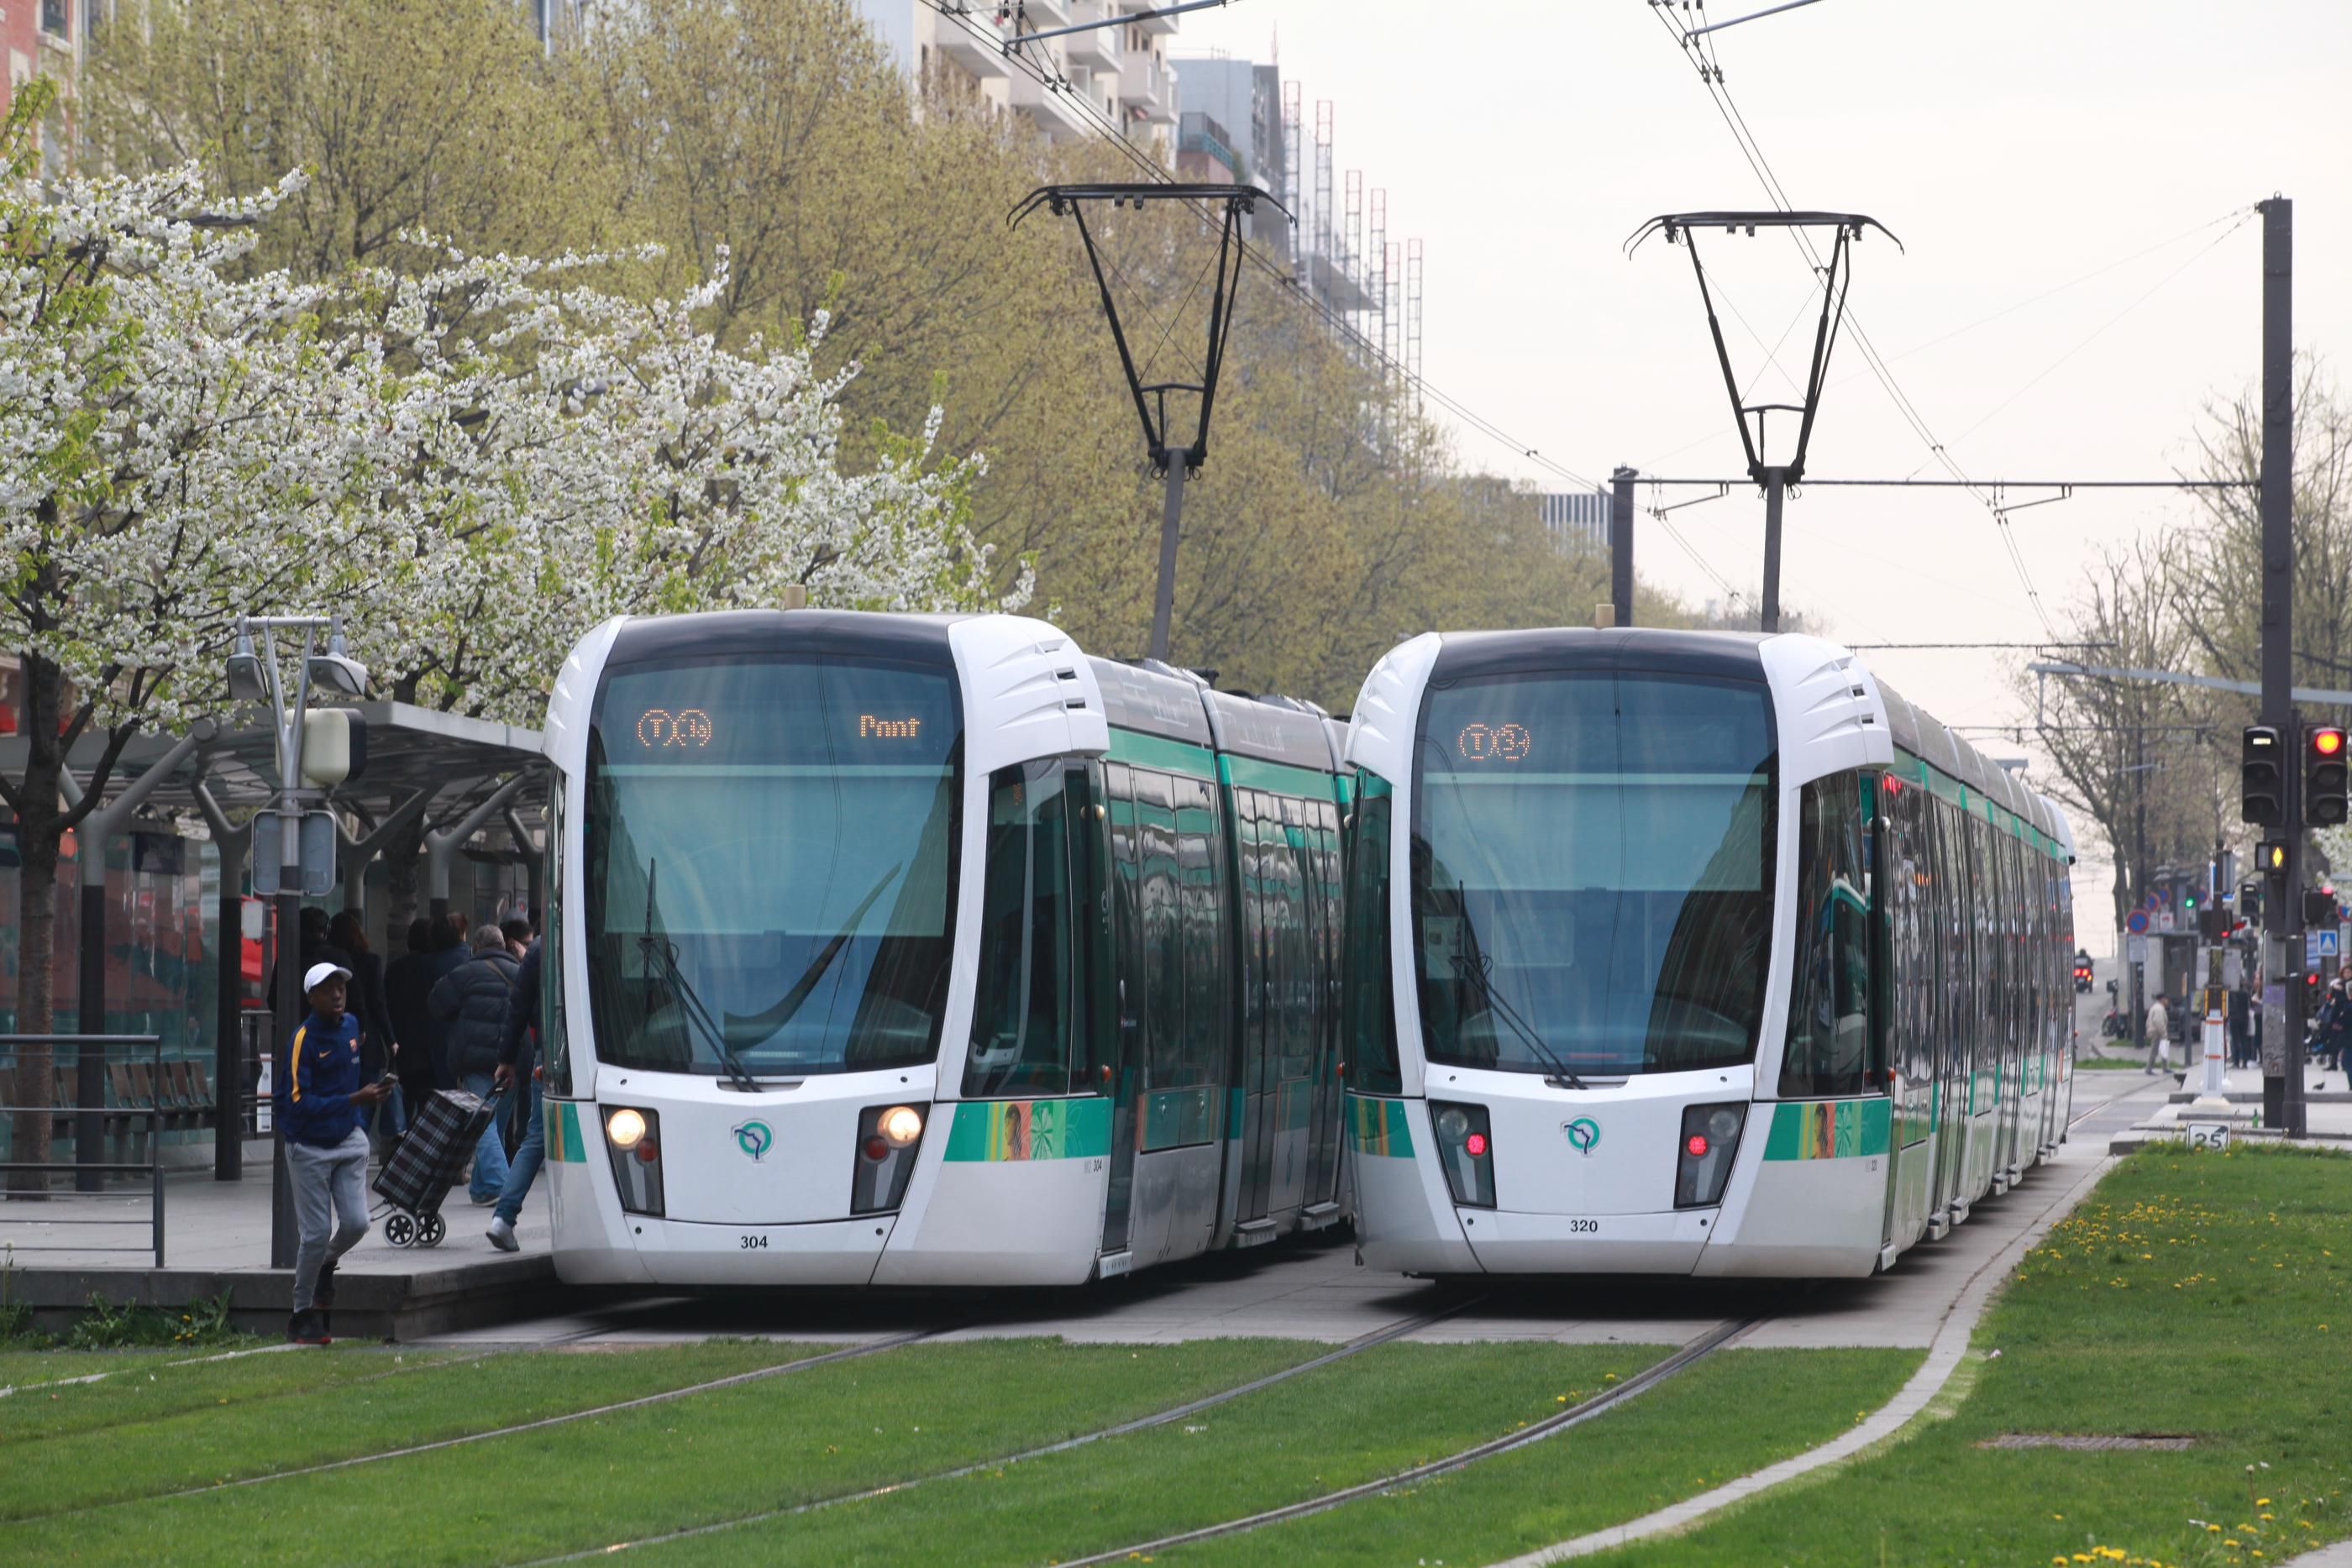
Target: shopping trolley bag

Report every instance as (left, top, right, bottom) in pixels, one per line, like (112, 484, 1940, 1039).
(374, 1088, 496, 1219)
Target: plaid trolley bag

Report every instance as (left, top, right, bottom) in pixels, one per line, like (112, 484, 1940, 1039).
(372, 1088, 496, 1248)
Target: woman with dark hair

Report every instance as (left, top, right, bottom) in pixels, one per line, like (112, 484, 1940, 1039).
(384, 917, 440, 1126)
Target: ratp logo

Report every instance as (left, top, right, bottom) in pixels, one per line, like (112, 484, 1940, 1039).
(732, 1120, 774, 1162)
(1564, 1117, 1602, 1156)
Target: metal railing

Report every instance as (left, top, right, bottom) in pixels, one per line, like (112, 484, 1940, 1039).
(0, 1034, 165, 1267)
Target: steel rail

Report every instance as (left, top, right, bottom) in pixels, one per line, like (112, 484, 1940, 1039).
(1050, 1314, 1764, 1568)
(85, 1328, 957, 1508)
(508, 1298, 1492, 1566)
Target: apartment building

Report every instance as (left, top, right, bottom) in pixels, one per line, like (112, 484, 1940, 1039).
(853, 1, 1182, 159)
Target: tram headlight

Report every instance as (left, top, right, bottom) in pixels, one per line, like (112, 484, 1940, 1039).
(1428, 1099, 1495, 1209)
(853, 1102, 931, 1215)
(601, 1106, 664, 1218)
(1674, 1101, 1746, 1209)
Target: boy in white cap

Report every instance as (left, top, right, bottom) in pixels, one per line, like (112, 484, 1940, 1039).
(277, 960, 389, 1344)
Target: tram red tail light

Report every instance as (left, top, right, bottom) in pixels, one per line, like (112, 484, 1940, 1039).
(1674, 1102, 1746, 1209)
(1430, 1100, 1495, 1209)
(851, 1102, 930, 1215)
(601, 1106, 664, 1217)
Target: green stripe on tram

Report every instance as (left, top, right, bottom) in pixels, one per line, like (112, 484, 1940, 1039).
(548, 1100, 586, 1163)
(1761, 1098, 1892, 1161)
(1345, 1093, 1415, 1157)
(1106, 727, 1220, 779)
(1218, 752, 1341, 799)
(942, 1098, 1112, 1162)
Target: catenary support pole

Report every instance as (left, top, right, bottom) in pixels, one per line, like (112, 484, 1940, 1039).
(2257, 197, 2302, 1137)
(271, 814, 301, 1267)
(1761, 466, 1787, 634)
(1610, 467, 1636, 627)
(193, 776, 250, 1182)
(1148, 460, 1186, 663)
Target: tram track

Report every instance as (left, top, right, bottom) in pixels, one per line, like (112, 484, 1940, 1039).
(1049, 1312, 1762, 1568)
(508, 1297, 1491, 1567)
(60, 1326, 957, 1513)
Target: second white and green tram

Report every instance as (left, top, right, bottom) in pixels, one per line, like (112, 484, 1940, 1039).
(1342, 627, 2079, 1277)
(533, 609, 1351, 1287)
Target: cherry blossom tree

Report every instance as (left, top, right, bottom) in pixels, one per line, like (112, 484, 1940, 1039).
(0, 82, 1017, 1163)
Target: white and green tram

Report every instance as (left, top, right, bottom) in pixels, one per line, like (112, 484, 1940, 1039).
(533, 609, 1349, 1287)
(1341, 627, 2078, 1278)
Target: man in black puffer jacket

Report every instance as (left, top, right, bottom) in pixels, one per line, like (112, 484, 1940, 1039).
(428, 926, 522, 1205)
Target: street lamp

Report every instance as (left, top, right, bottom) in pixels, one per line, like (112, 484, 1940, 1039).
(229, 612, 368, 1267)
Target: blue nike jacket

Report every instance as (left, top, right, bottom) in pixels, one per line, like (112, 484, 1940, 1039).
(278, 1010, 366, 1149)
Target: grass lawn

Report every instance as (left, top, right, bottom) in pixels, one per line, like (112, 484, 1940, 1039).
(614, 1340, 1681, 1567)
(0, 1342, 455, 1448)
(12, 1337, 1319, 1565)
(0, 1347, 203, 1388)
(1596, 1144, 2352, 1567)
(1162, 1347, 1921, 1568)
(1, 1339, 823, 1517)
(2076, 1056, 2157, 1070)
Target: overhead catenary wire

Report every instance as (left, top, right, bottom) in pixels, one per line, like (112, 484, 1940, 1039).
(921, 0, 1604, 492)
(1643, 0, 2065, 640)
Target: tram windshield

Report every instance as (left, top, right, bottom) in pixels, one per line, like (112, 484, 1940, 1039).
(1412, 670, 1775, 1076)
(584, 656, 962, 1077)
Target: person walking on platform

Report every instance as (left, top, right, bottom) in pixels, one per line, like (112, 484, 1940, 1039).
(383, 918, 438, 1140)
(430, 925, 521, 1205)
(279, 962, 388, 1345)
(2143, 994, 2172, 1074)
(486, 935, 544, 1254)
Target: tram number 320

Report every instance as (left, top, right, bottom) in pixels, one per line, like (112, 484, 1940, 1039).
(1567, 1219, 1600, 1235)
(738, 1235, 769, 1249)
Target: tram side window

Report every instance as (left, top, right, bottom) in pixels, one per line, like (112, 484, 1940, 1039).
(1341, 774, 1403, 1094)
(1173, 774, 1226, 1093)
(964, 762, 1079, 1099)
(1781, 771, 1874, 1099)
(1134, 770, 1183, 1093)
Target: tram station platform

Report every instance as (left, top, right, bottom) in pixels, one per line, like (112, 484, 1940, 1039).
(0, 1159, 567, 1340)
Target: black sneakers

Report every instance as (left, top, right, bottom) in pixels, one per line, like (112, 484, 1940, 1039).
(287, 1308, 331, 1345)
(315, 1260, 339, 1309)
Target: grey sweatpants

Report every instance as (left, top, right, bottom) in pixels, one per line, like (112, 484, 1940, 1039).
(288, 1127, 371, 1311)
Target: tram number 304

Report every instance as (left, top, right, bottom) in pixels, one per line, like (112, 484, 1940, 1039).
(738, 1235, 769, 1249)
(1567, 1219, 1601, 1235)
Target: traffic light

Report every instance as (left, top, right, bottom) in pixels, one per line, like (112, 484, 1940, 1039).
(2303, 888, 2340, 926)
(2242, 725, 2284, 825)
(2258, 840, 2289, 877)
(2308, 725, 2349, 827)
(2197, 905, 2224, 941)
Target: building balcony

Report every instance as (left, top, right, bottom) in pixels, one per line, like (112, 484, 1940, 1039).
(1064, 0, 1123, 67)
(1124, 0, 1180, 35)
(932, 8, 1015, 76)
(1116, 54, 1172, 117)
(1008, 66, 1099, 142)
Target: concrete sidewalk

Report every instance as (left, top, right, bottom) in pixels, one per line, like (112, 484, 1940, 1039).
(0, 1153, 563, 1339)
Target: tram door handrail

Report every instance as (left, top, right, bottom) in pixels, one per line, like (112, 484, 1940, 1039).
(0, 1033, 167, 1267)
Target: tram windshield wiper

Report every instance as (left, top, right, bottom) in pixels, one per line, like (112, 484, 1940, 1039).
(639, 859, 760, 1093)
(722, 863, 903, 1046)
(1455, 885, 1590, 1091)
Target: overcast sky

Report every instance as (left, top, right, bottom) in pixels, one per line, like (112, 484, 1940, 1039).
(1178, 0, 2352, 945)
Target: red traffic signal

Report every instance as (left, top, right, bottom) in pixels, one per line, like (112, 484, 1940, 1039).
(2311, 725, 2351, 827)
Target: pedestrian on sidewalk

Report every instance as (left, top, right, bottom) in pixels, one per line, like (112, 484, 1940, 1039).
(383, 917, 438, 1142)
(2318, 978, 2352, 1077)
(279, 962, 389, 1345)
(2143, 994, 2171, 1074)
(430, 924, 522, 1205)
(486, 935, 544, 1255)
